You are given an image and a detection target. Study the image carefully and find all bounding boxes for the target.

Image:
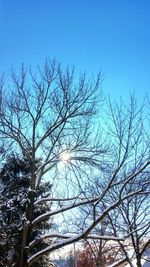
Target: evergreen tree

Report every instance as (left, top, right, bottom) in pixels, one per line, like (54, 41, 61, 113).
(0, 155, 52, 267)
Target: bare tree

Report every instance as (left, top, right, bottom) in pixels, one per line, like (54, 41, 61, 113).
(100, 96, 150, 267)
(0, 60, 150, 267)
(103, 96, 150, 267)
(71, 95, 150, 267)
(107, 180, 150, 267)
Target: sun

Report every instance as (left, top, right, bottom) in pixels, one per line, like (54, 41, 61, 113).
(60, 151, 71, 162)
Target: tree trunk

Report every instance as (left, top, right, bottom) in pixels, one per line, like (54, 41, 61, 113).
(136, 255, 142, 267)
(18, 223, 29, 267)
(18, 191, 35, 267)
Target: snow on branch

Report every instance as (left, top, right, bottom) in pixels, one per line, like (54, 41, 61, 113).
(28, 232, 124, 266)
(28, 234, 82, 265)
(34, 195, 86, 206)
(29, 232, 124, 248)
(33, 188, 145, 227)
(28, 190, 144, 265)
(32, 196, 99, 225)
(108, 258, 128, 267)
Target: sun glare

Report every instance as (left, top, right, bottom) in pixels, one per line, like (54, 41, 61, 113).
(61, 151, 70, 162)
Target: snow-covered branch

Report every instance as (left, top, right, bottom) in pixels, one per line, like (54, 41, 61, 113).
(29, 232, 124, 249)
(34, 195, 85, 206)
(32, 196, 100, 225)
(28, 232, 124, 266)
(108, 258, 128, 267)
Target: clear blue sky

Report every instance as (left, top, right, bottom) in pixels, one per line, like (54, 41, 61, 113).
(0, 0, 150, 99)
